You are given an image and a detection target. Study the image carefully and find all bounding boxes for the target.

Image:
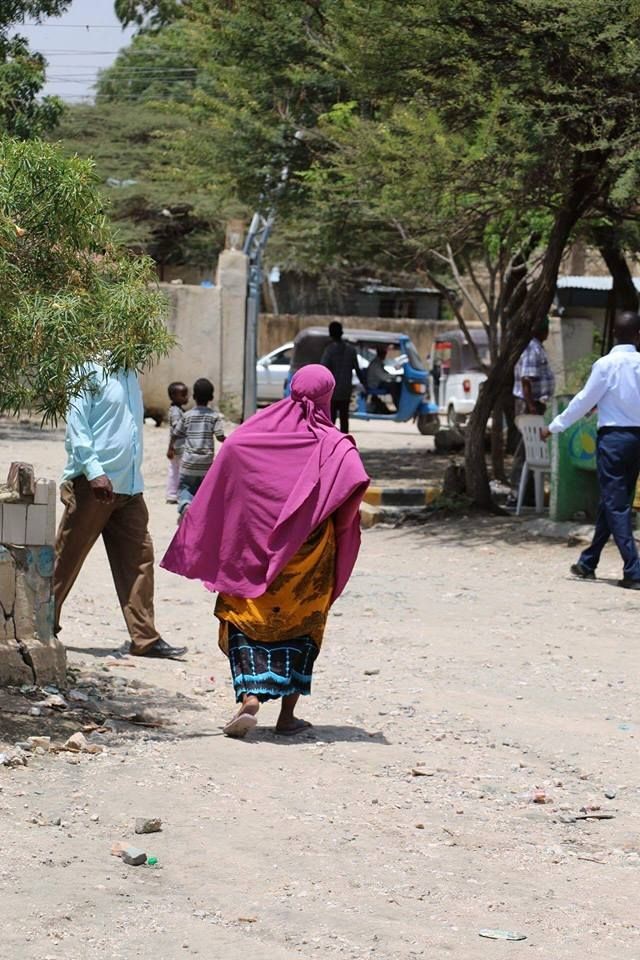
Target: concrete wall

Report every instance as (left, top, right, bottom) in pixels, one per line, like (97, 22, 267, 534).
(546, 314, 603, 392)
(217, 250, 249, 421)
(140, 283, 222, 417)
(258, 314, 451, 360)
(140, 250, 248, 421)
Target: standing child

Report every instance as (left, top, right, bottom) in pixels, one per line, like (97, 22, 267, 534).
(175, 377, 225, 517)
(166, 381, 189, 503)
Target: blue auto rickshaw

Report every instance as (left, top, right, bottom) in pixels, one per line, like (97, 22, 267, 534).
(285, 327, 439, 435)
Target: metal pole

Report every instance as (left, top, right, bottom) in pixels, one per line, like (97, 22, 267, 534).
(242, 211, 275, 421)
(241, 165, 289, 421)
(242, 257, 261, 421)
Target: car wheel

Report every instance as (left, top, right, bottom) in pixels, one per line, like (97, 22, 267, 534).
(417, 414, 438, 436)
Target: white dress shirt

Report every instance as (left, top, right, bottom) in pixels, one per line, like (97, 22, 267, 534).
(549, 344, 640, 433)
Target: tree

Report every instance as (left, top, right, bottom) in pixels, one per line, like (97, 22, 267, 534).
(116, 1, 339, 211)
(53, 99, 230, 271)
(0, 136, 172, 421)
(96, 19, 201, 104)
(115, 0, 184, 29)
(0, 1, 71, 137)
(112, 1, 640, 507)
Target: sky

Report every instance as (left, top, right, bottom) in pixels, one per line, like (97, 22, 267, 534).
(18, 0, 137, 102)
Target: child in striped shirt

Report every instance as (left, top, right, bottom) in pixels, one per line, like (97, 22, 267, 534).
(174, 378, 225, 517)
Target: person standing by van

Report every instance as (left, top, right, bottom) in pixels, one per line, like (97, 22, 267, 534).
(320, 322, 367, 433)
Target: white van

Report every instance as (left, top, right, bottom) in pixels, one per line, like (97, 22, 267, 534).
(429, 329, 490, 427)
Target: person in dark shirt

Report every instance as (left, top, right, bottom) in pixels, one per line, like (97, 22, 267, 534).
(320, 322, 366, 433)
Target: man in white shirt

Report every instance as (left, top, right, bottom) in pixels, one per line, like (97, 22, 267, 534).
(541, 312, 640, 588)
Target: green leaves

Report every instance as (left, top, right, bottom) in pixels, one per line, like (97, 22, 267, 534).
(0, 137, 172, 422)
(0, 2, 71, 138)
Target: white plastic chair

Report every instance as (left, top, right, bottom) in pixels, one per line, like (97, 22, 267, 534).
(515, 415, 550, 515)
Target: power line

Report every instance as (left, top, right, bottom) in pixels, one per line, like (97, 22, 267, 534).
(49, 77, 197, 85)
(55, 92, 197, 102)
(22, 23, 132, 29)
(48, 68, 198, 75)
(39, 49, 170, 55)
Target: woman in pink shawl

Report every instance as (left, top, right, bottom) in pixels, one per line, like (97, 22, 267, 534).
(161, 365, 369, 738)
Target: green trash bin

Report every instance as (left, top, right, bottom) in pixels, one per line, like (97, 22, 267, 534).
(548, 394, 599, 522)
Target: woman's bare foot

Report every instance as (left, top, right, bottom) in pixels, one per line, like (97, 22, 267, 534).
(223, 694, 260, 738)
(275, 693, 312, 735)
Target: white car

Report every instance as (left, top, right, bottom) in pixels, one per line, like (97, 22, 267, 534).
(256, 342, 294, 404)
(429, 328, 489, 427)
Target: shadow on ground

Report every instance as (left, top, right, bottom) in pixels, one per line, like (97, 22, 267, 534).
(360, 446, 448, 485)
(245, 724, 389, 746)
(0, 672, 205, 748)
(376, 510, 567, 549)
(0, 418, 64, 445)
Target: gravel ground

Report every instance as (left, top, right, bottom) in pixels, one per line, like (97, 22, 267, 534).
(1, 417, 639, 960)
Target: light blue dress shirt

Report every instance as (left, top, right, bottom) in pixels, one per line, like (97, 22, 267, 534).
(549, 344, 640, 433)
(62, 365, 144, 495)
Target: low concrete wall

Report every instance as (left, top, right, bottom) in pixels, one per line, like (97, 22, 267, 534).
(0, 470, 66, 687)
(258, 314, 450, 359)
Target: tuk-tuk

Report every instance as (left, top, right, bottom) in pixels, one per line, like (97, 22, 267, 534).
(429, 328, 489, 428)
(286, 327, 439, 434)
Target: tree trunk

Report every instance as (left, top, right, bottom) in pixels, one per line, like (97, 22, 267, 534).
(498, 249, 527, 458)
(490, 396, 506, 481)
(464, 175, 597, 507)
(596, 227, 639, 352)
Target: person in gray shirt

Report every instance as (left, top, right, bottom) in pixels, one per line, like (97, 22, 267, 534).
(320, 322, 366, 433)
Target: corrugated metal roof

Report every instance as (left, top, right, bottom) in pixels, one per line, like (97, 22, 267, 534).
(557, 275, 640, 291)
(359, 281, 439, 295)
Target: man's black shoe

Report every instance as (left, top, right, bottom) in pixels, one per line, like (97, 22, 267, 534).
(130, 638, 188, 659)
(618, 578, 640, 590)
(570, 563, 595, 580)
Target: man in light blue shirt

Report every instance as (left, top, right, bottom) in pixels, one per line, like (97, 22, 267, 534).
(542, 312, 640, 588)
(54, 364, 187, 658)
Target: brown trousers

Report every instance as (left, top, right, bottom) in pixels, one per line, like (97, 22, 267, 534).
(54, 476, 159, 651)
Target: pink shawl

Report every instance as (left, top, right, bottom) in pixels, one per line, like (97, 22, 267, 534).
(160, 364, 369, 602)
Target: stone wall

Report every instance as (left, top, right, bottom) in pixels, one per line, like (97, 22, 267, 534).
(140, 251, 249, 421)
(0, 466, 66, 687)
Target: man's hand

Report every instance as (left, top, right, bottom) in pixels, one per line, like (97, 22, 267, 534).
(167, 446, 175, 461)
(89, 475, 114, 502)
(540, 427, 551, 441)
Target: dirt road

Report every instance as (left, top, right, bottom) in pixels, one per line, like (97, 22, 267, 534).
(1, 418, 639, 959)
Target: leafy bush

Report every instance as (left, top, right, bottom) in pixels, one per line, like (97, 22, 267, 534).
(0, 136, 173, 421)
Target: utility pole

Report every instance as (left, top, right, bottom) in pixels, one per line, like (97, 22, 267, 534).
(241, 208, 276, 421)
(241, 163, 290, 422)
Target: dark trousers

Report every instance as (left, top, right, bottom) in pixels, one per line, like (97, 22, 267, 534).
(580, 427, 640, 580)
(54, 477, 159, 651)
(331, 398, 350, 434)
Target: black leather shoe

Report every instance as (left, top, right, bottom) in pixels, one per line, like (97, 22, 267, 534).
(570, 563, 595, 580)
(130, 638, 188, 659)
(618, 578, 640, 590)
